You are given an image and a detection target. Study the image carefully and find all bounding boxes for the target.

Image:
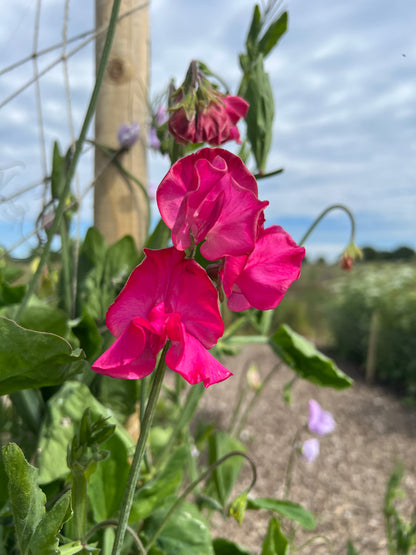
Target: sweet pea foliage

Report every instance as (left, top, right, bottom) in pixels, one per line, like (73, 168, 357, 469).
(92, 247, 231, 387)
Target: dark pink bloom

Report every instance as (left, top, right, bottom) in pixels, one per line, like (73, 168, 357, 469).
(308, 399, 335, 435)
(157, 148, 267, 260)
(219, 225, 305, 312)
(168, 95, 249, 146)
(92, 248, 231, 388)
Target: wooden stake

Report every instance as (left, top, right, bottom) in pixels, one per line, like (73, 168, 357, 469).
(94, 0, 149, 248)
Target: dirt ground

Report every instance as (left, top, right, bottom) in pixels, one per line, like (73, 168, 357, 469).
(199, 344, 416, 554)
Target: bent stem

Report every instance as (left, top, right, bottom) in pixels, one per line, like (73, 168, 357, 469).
(298, 203, 356, 247)
(111, 344, 168, 555)
(233, 362, 282, 438)
(145, 450, 257, 551)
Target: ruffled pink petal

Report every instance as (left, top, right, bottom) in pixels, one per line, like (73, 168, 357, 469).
(202, 189, 268, 260)
(166, 323, 232, 387)
(224, 226, 305, 312)
(92, 318, 161, 379)
(106, 248, 186, 337)
(166, 256, 224, 349)
(157, 149, 261, 258)
(223, 96, 250, 123)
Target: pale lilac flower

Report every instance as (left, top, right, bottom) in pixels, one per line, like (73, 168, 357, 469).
(155, 106, 168, 126)
(308, 399, 335, 436)
(301, 438, 320, 462)
(117, 122, 140, 148)
(149, 127, 161, 150)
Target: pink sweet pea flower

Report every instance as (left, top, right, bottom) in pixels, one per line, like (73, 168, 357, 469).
(308, 399, 335, 435)
(219, 225, 305, 312)
(301, 438, 320, 462)
(157, 148, 267, 260)
(169, 95, 248, 146)
(92, 247, 232, 388)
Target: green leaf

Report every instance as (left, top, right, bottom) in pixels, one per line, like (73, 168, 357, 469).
(245, 4, 262, 56)
(51, 141, 65, 200)
(244, 56, 274, 172)
(213, 538, 252, 554)
(142, 500, 214, 555)
(28, 490, 72, 554)
(258, 12, 288, 58)
(269, 324, 353, 390)
(2, 443, 46, 554)
(261, 517, 288, 555)
(0, 280, 26, 307)
(87, 433, 130, 522)
(130, 446, 187, 522)
(18, 303, 69, 337)
(76, 228, 138, 320)
(0, 316, 88, 396)
(37, 381, 134, 484)
(71, 312, 102, 361)
(101, 235, 138, 300)
(247, 498, 316, 530)
(0, 449, 9, 512)
(142, 218, 171, 256)
(205, 431, 246, 507)
(347, 540, 360, 555)
(58, 541, 84, 555)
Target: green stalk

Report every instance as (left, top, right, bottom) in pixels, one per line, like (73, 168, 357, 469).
(234, 362, 282, 438)
(298, 203, 356, 247)
(71, 471, 88, 543)
(111, 345, 168, 555)
(156, 382, 205, 466)
(59, 217, 73, 315)
(15, 0, 122, 321)
(145, 450, 257, 551)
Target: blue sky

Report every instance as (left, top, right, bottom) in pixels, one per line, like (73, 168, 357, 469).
(0, 0, 415, 260)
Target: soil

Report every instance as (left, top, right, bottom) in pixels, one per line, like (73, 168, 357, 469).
(199, 343, 416, 554)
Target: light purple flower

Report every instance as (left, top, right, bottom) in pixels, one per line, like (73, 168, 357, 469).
(149, 127, 161, 150)
(155, 106, 168, 126)
(301, 438, 320, 462)
(117, 122, 140, 148)
(308, 399, 335, 436)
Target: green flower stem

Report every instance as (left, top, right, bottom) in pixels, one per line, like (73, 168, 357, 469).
(139, 376, 151, 474)
(71, 470, 88, 543)
(221, 315, 249, 341)
(111, 345, 168, 555)
(234, 362, 282, 438)
(226, 334, 268, 345)
(59, 216, 73, 316)
(85, 519, 146, 555)
(15, 0, 122, 322)
(283, 426, 304, 499)
(145, 450, 257, 552)
(156, 382, 205, 466)
(254, 167, 284, 179)
(298, 203, 356, 247)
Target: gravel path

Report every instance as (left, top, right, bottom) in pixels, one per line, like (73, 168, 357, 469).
(199, 344, 416, 554)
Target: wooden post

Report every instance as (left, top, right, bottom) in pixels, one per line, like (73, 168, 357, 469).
(94, 0, 149, 248)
